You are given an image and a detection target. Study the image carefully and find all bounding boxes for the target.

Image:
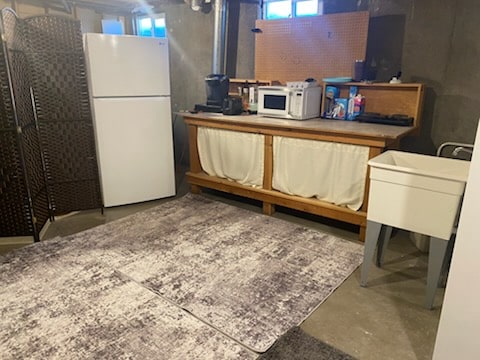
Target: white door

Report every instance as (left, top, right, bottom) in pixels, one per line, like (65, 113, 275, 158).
(84, 33, 171, 97)
(92, 97, 175, 207)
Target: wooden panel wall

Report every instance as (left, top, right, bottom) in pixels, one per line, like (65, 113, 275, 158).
(255, 12, 369, 84)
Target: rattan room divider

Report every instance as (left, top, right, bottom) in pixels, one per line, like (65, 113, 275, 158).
(0, 9, 102, 241)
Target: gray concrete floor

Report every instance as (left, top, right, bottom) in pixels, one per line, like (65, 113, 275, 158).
(0, 173, 442, 360)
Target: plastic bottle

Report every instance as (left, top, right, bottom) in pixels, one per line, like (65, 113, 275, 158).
(248, 81, 259, 114)
(242, 81, 249, 111)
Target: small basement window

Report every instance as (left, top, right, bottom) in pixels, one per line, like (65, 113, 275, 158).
(263, 0, 323, 19)
(136, 14, 167, 38)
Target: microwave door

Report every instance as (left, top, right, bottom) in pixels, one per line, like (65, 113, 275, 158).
(265, 93, 288, 112)
(260, 88, 291, 118)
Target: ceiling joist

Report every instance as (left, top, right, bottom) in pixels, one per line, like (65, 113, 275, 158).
(7, 0, 182, 16)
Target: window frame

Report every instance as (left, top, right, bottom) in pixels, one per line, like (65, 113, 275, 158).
(263, 0, 323, 20)
(134, 13, 167, 38)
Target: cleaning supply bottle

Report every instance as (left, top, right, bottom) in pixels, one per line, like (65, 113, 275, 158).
(248, 81, 259, 114)
(242, 81, 249, 112)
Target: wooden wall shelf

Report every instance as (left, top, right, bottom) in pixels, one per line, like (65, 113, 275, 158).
(321, 82, 425, 132)
(228, 78, 280, 96)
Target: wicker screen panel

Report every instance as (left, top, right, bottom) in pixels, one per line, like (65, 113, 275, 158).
(0, 11, 37, 237)
(23, 15, 84, 53)
(0, 131, 32, 236)
(38, 121, 101, 214)
(0, 10, 19, 130)
(0, 90, 12, 129)
(0, 9, 101, 235)
(0, 8, 50, 239)
(8, 51, 37, 128)
(28, 52, 91, 121)
(255, 12, 369, 84)
(46, 179, 102, 215)
(0, 49, 14, 130)
(7, 50, 47, 209)
(22, 15, 102, 215)
(20, 124, 50, 229)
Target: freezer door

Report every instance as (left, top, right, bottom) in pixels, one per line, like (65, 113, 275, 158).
(92, 97, 175, 207)
(84, 33, 171, 97)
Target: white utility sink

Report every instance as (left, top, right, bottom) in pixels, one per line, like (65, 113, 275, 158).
(367, 150, 470, 240)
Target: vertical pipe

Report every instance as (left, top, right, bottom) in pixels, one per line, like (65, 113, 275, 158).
(212, 0, 227, 74)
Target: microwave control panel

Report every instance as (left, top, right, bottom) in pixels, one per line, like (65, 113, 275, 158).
(290, 91, 304, 117)
(286, 79, 318, 89)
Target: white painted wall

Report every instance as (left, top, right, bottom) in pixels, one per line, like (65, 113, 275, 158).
(433, 120, 480, 359)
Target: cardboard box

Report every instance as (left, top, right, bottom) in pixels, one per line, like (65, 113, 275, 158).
(332, 98, 348, 119)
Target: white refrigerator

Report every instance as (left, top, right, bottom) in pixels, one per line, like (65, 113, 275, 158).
(84, 33, 175, 207)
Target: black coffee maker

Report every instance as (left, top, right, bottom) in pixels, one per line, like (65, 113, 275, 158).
(194, 74, 229, 113)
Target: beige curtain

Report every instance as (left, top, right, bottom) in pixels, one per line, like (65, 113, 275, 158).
(197, 127, 265, 187)
(272, 136, 369, 210)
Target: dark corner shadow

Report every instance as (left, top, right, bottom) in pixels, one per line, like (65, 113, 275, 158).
(365, 15, 406, 82)
(356, 263, 427, 288)
(380, 249, 427, 266)
(401, 80, 439, 154)
(225, 0, 240, 77)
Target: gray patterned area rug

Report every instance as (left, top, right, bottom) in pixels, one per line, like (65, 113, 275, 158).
(0, 194, 363, 358)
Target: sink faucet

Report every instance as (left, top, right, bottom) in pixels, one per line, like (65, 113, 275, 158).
(452, 146, 473, 157)
(437, 142, 474, 158)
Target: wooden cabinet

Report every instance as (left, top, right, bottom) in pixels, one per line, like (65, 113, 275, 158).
(181, 83, 424, 241)
(181, 113, 420, 241)
(321, 82, 425, 132)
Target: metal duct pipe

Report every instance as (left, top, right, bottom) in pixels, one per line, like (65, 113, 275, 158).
(212, 0, 227, 74)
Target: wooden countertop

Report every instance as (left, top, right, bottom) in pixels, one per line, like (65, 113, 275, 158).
(179, 112, 415, 148)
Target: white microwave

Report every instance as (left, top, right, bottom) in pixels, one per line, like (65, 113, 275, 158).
(258, 85, 322, 120)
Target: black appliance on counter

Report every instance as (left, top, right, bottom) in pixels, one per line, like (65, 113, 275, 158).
(194, 74, 229, 113)
(222, 95, 243, 115)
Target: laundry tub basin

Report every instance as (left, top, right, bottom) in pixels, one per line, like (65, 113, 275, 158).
(367, 150, 470, 240)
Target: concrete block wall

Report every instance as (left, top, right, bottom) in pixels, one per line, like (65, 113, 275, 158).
(373, 0, 478, 154)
